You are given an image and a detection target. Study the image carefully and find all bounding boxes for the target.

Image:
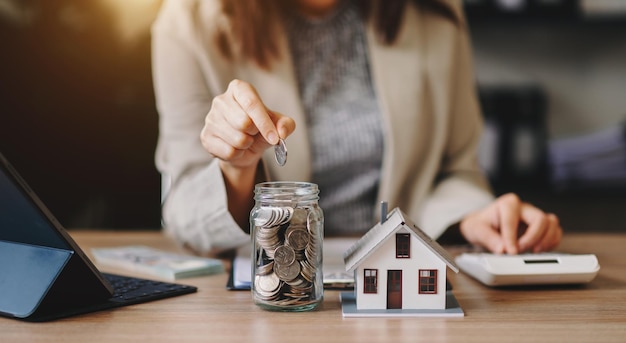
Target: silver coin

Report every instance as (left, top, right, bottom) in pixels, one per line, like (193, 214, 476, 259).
(255, 206, 292, 227)
(286, 227, 309, 251)
(274, 260, 301, 282)
(291, 208, 308, 225)
(274, 138, 288, 166)
(255, 273, 280, 293)
(273, 245, 296, 266)
(253, 207, 275, 227)
(257, 261, 274, 276)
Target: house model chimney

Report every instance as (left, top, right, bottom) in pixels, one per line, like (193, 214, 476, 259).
(380, 201, 388, 224)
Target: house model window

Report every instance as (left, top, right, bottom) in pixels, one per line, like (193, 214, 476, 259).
(343, 203, 459, 311)
(419, 269, 437, 294)
(396, 233, 410, 258)
(364, 269, 378, 293)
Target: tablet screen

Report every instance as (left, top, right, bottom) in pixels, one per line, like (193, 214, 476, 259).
(0, 159, 69, 250)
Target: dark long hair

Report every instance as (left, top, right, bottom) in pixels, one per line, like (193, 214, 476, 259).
(216, 0, 460, 70)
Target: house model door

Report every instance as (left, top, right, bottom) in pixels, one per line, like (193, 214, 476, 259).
(387, 270, 402, 309)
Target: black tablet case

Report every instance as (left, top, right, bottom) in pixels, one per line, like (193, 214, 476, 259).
(0, 153, 114, 321)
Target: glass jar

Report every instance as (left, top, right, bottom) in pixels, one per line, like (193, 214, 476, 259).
(250, 181, 324, 311)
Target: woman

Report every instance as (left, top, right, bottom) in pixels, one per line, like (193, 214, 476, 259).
(152, 0, 562, 255)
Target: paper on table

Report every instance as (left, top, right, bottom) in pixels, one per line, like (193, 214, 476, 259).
(92, 245, 224, 280)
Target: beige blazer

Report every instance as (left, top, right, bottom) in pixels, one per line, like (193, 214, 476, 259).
(152, 0, 494, 254)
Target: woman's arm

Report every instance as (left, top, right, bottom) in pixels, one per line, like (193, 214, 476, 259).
(152, 0, 250, 254)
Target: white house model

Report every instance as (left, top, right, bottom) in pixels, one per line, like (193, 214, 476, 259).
(343, 205, 459, 311)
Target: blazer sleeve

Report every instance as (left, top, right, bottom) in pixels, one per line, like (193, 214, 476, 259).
(415, 14, 494, 239)
(151, 0, 249, 254)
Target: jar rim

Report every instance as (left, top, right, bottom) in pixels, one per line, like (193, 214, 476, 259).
(255, 181, 318, 190)
(254, 181, 319, 201)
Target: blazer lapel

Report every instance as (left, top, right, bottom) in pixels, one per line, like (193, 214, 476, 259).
(366, 3, 426, 209)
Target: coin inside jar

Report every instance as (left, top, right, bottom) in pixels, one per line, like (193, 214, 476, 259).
(286, 227, 309, 251)
(273, 245, 296, 265)
(274, 260, 301, 282)
(274, 138, 287, 166)
(255, 273, 281, 295)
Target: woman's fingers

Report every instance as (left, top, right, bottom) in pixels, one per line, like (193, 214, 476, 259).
(229, 79, 279, 145)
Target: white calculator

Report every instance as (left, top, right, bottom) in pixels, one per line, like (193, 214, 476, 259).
(455, 252, 600, 286)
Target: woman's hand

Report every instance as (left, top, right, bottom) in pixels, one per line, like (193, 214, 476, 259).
(200, 79, 296, 169)
(200, 79, 296, 229)
(459, 193, 563, 254)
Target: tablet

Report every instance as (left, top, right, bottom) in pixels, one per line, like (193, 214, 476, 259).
(455, 252, 600, 287)
(0, 152, 196, 321)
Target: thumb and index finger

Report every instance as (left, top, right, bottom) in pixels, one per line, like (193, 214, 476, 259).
(464, 193, 546, 255)
(229, 79, 296, 145)
(497, 193, 559, 255)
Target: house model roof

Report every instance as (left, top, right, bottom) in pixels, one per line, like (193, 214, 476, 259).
(343, 207, 459, 273)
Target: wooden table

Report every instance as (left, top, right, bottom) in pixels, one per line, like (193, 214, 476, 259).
(2, 231, 625, 343)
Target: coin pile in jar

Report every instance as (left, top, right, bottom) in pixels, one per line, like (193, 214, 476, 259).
(253, 205, 321, 307)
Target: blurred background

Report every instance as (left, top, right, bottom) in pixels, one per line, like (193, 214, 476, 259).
(0, 0, 624, 231)
(0, 0, 162, 229)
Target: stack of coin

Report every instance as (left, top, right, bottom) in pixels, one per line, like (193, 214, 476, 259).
(252, 205, 323, 309)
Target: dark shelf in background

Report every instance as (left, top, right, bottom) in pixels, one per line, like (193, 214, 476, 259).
(492, 187, 626, 233)
(464, 0, 626, 26)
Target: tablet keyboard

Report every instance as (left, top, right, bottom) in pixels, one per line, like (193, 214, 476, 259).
(28, 273, 197, 321)
(103, 273, 197, 304)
